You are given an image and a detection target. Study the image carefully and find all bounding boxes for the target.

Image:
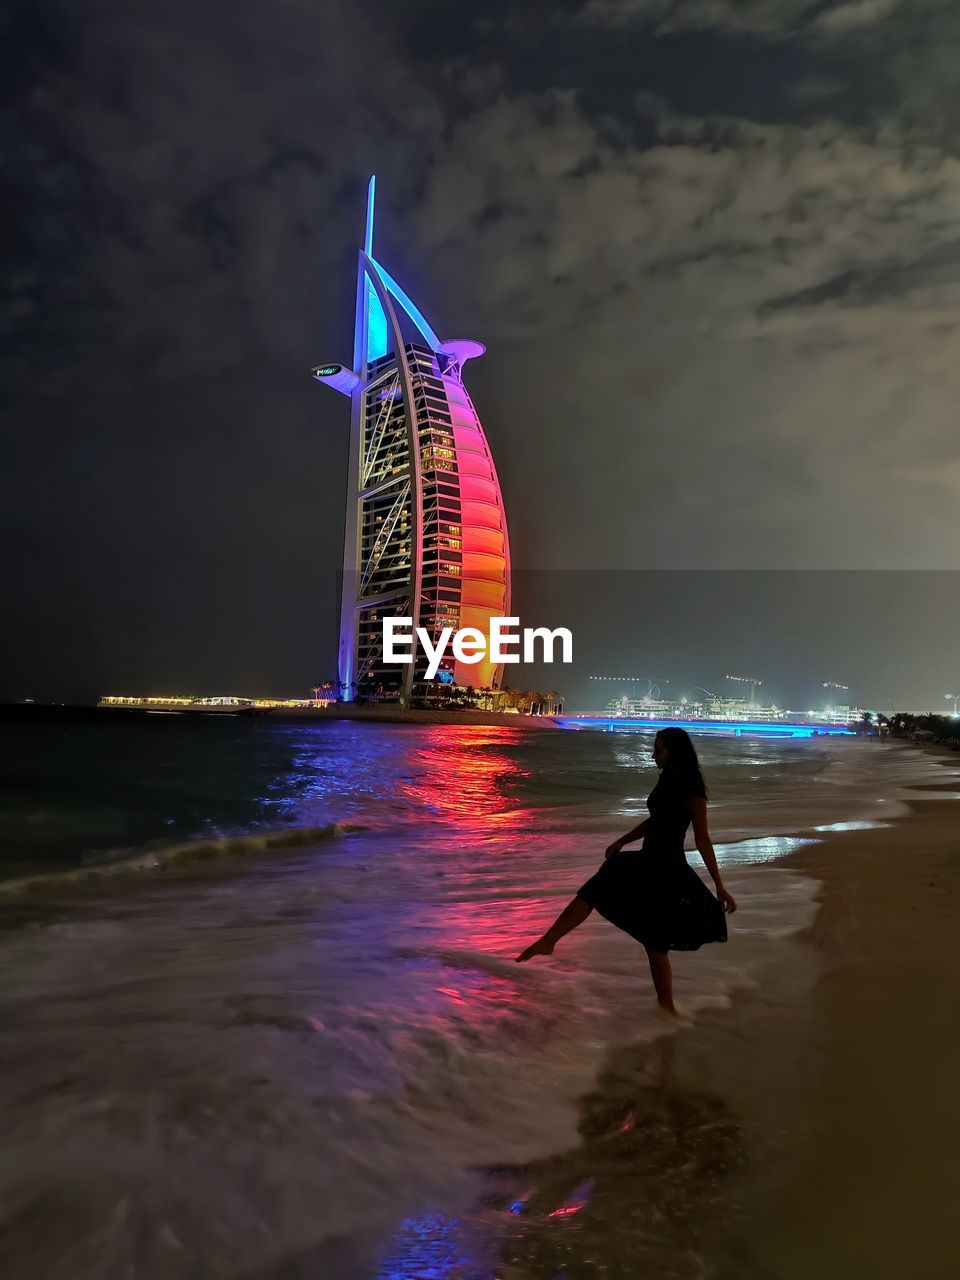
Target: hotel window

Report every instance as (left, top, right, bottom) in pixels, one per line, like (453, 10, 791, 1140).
(423, 454, 454, 468)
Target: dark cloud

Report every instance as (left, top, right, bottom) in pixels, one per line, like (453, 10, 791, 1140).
(761, 237, 960, 312)
(4, 0, 960, 707)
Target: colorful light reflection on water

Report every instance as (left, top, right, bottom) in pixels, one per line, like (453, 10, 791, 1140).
(395, 726, 534, 830)
(377, 1213, 468, 1280)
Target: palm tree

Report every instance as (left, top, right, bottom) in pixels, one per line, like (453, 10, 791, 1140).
(543, 690, 560, 715)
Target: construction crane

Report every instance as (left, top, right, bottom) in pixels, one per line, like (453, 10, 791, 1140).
(725, 674, 763, 707)
(822, 681, 849, 710)
(589, 676, 670, 699)
(686, 686, 721, 704)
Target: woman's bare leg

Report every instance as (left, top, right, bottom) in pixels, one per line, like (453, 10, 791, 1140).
(644, 946, 677, 1014)
(516, 896, 593, 961)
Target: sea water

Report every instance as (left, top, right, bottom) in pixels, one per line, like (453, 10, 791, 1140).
(0, 716, 944, 1277)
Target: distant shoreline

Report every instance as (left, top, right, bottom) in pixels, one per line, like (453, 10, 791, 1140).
(0, 701, 871, 736)
(0, 701, 564, 730)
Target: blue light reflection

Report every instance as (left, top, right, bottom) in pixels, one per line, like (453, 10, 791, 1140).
(377, 1212, 467, 1280)
(556, 717, 854, 739)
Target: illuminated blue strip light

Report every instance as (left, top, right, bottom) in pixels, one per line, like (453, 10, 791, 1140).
(555, 717, 855, 739)
(369, 258, 441, 351)
(359, 175, 440, 360)
(365, 174, 376, 256)
(366, 278, 388, 360)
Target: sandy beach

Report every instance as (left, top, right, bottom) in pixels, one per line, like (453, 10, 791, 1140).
(496, 741, 960, 1279)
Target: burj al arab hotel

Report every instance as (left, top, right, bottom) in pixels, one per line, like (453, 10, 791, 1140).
(312, 178, 511, 704)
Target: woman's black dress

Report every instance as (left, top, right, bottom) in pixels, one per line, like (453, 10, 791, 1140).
(577, 771, 727, 954)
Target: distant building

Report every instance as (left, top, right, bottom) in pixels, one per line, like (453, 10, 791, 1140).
(604, 695, 675, 719)
(600, 693, 878, 726)
(313, 178, 510, 704)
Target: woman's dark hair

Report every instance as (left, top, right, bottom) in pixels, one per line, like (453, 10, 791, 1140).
(655, 727, 708, 798)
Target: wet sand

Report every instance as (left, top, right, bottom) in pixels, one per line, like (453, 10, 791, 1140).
(741, 751, 960, 1278)
(495, 742, 960, 1279)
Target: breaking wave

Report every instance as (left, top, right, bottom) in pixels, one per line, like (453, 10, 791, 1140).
(0, 822, 367, 896)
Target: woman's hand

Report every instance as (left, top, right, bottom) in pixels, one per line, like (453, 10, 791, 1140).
(717, 885, 737, 913)
(604, 839, 626, 859)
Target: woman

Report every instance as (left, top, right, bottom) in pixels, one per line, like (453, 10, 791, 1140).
(516, 727, 736, 1015)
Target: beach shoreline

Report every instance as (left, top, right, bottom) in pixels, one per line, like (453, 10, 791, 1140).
(743, 740, 960, 1277)
(497, 739, 960, 1278)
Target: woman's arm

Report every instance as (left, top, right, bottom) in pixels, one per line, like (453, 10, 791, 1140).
(604, 818, 649, 858)
(688, 797, 737, 912)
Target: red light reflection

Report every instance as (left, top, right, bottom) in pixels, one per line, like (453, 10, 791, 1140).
(390, 726, 584, 1013)
(547, 1177, 595, 1219)
(397, 726, 533, 830)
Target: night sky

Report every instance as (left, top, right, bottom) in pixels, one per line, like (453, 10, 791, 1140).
(4, 0, 960, 711)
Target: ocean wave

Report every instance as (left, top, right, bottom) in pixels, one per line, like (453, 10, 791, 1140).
(0, 821, 367, 896)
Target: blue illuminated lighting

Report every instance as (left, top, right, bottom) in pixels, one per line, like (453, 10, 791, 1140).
(555, 717, 855, 739)
(370, 257, 441, 351)
(366, 275, 388, 360)
(377, 1212, 469, 1279)
(360, 173, 439, 354)
(365, 174, 376, 257)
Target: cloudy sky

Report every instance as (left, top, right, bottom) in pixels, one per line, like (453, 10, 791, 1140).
(4, 0, 959, 707)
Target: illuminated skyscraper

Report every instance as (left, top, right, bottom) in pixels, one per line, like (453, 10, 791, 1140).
(312, 177, 511, 704)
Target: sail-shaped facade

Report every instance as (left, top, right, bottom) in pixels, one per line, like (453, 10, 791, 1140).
(312, 178, 511, 704)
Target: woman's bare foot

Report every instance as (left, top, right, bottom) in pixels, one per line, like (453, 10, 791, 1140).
(515, 938, 555, 962)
